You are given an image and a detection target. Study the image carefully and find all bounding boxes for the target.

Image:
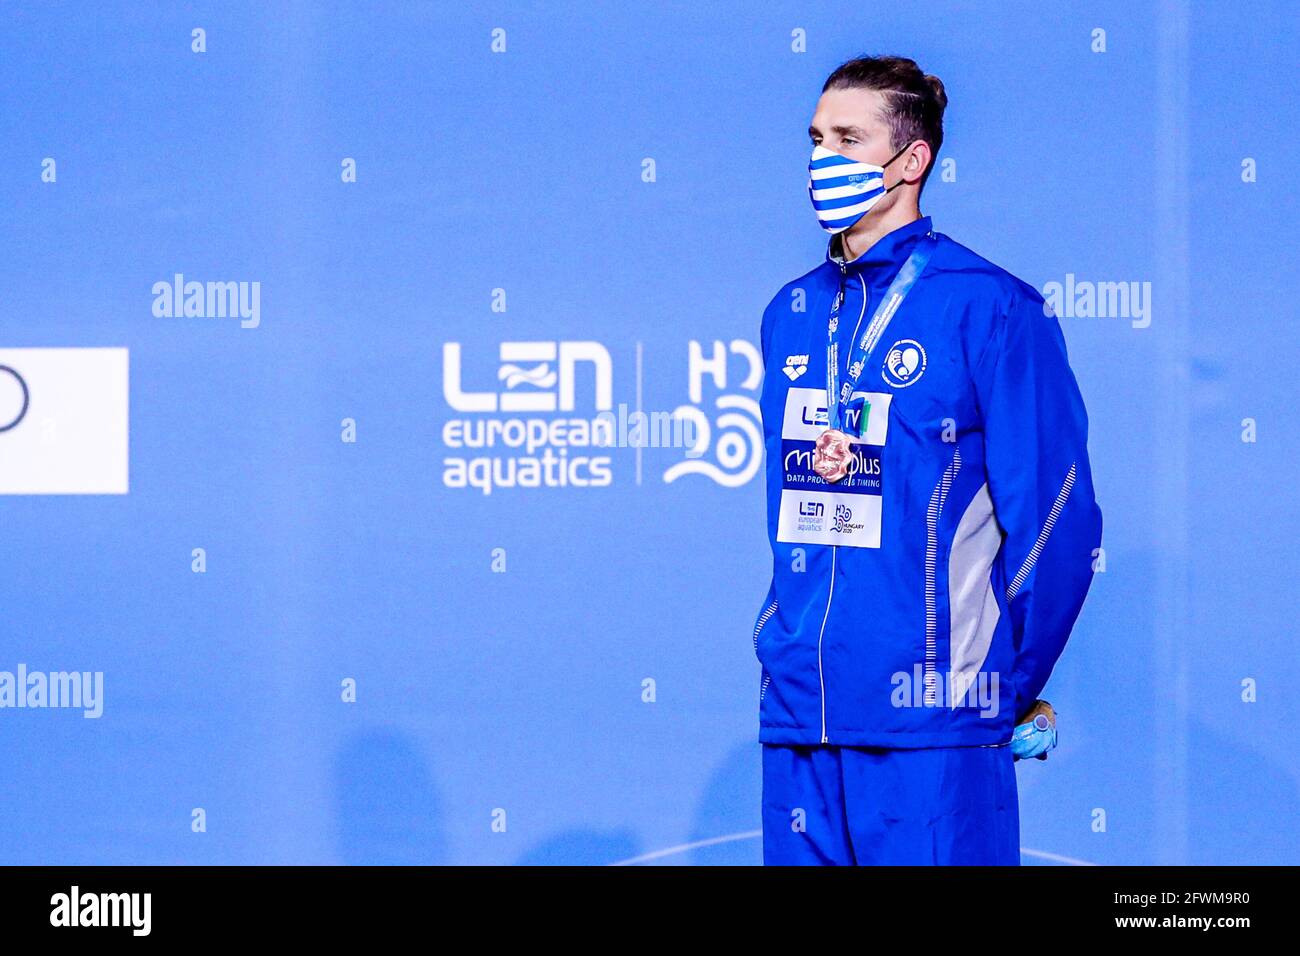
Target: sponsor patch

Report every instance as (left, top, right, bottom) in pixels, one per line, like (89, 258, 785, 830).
(775, 386, 890, 548)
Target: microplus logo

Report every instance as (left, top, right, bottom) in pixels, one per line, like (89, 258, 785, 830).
(50, 886, 151, 936)
(0, 665, 104, 718)
(152, 273, 261, 329)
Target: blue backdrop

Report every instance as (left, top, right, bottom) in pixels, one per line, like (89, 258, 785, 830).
(1, 0, 1296, 865)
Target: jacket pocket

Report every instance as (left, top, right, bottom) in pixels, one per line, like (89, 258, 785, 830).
(753, 598, 778, 701)
(752, 597, 779, 653)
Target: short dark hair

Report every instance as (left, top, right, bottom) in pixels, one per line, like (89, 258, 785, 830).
(822, 55, 947, 188)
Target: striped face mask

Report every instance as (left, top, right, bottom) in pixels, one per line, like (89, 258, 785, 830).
(807, 142, 910, 235)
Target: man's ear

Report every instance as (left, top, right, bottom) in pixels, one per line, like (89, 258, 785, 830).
(900, 141, 932, 185)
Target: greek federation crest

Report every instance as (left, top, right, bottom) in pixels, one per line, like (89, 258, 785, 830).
(882, 339, 927, 388)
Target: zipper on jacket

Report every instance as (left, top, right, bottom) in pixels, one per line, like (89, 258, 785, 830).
(815, 259, 847, 745)
(816, 546, 837, 743)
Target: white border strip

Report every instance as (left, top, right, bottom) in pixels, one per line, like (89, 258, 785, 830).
(609, 830, 764, 866)
(609, 830, 1098, 866)
(603, 832, 1092, 868)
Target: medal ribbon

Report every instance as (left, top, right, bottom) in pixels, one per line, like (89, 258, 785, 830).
(825, 232, 937, 434)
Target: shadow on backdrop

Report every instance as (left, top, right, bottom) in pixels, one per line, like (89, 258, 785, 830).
(686, 740, 762, 865)
(1188, 715, 1299, 865)
(334, 728, 448, 865)
(516, 829, 641, 866)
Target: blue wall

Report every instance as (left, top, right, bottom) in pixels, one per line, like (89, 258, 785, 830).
(0, 0, 1296, 865)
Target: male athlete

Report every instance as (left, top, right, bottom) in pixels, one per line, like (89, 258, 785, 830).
(752, 55, 1103, 865)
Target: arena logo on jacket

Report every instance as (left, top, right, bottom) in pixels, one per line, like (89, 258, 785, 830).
(776, 386, 891, 547)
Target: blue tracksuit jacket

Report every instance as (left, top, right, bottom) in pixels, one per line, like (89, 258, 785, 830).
(753, 215, 1102, 747)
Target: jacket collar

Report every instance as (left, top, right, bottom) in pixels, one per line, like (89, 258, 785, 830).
(827, 215, 933, 275)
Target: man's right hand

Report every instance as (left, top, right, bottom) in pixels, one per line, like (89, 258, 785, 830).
(1011, 699, 1057, 761)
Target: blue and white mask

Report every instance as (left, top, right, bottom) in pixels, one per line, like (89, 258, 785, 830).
(807, 142, 909, 235)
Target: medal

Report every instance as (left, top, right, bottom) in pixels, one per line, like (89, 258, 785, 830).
(812, 427, 853, 483)
(821, 232, 937, 487)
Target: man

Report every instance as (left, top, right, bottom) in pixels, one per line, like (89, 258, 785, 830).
(752, 55, 1103, 865)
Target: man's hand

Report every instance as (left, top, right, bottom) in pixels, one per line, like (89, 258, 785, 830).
(1011, 699, 1057, 761)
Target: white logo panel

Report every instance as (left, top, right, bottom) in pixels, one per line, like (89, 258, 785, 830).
(777, 490, 882, 548)
(776, 387, 888, 549)
(0, 348, 129, 495)
(781, 386, 892, 445)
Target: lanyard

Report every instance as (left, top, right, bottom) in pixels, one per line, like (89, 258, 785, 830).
(825, 232, 936, 433)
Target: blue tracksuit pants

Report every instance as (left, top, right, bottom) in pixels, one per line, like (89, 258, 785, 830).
(761, 742, 1021, 865)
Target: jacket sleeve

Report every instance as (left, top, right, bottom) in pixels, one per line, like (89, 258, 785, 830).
(971, 288, 1103, 724)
